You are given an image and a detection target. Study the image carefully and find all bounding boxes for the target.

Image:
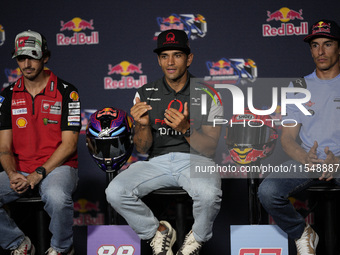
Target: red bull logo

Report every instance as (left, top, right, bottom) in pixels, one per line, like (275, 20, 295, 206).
(97, 108, 118, 118)
(74, 198, 100, 213)
(162, 15, 182, 24)
(108, 61, 143, 76)
(289, 197, 309, 211)
(73, 198, 104, 226)
(5, 68, 22, 83)
(208, 59, 233, 76)
(105, 60, 147, 89)
(205, 58, 257, 82)
(266, 7, 303, 22)
(155, 13, 207, 40)
(57, 17, 99, 46)
(157, 14, 184, 31)
(60, 17, 94, 32)
(312, 21, 331, 35)
(263, 7, 308, 37)
(105, 76, 147, 90)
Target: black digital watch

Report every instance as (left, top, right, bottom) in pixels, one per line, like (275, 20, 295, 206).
(35, 166, 46, 178)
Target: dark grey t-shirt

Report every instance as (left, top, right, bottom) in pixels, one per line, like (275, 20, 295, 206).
(134, 74, 223, 158)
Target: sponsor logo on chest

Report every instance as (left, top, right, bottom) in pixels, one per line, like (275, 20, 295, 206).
(41, 100, 62, 115)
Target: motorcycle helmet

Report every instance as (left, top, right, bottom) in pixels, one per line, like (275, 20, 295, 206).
(86, 107, 134, 172)
(226, 108, 278, 165)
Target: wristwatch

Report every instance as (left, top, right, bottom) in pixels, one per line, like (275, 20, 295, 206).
(183, 127, 193, 137)
(35, 166, 46, 178)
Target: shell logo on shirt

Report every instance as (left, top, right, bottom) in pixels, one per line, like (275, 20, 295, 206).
(70, 91, 79, 101)
(16, 117, 27, 128)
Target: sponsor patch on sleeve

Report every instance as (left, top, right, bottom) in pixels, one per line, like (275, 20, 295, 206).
(68, 121, 81, 126)
(70, 91, 79, 101)
(68, 102, 80, 108)
(69, 109, 81, 115)
(68, 116, 80, 122)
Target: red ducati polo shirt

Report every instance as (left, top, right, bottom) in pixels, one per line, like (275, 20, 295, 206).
(0, 70, 81, 173)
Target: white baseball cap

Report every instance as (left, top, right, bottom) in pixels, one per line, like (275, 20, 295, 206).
(12, 30, 47, 59)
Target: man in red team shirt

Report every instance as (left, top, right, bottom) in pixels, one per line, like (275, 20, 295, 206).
(0, 30, 81, 255)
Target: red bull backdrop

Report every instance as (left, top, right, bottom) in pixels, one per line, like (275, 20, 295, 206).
(0, 1, 339, 254)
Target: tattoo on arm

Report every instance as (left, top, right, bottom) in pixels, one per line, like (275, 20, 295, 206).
(136, 138, 150, 153)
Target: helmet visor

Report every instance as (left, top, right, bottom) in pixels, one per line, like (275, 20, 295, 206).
(226, 125, 276, 148)
(87, 135, 131, 160)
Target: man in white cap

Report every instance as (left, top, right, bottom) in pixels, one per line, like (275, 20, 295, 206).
(0, 30, 81, 255)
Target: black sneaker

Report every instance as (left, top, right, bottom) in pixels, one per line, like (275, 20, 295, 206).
(150, 220, 177, 255)
(176, 230, 203, 255)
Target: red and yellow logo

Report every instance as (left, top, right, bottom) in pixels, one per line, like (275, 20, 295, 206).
(16, 117, 27, 128)
(108, 61, 142, 76)
(266, 7, 303, 23)
(70, 91, 79, 101)
(60, 17, 94, 32)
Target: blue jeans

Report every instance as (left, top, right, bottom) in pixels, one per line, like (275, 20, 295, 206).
(0, 165, 78, 252)
(106, 152, 222, 243)
(258, 160, 340, 239)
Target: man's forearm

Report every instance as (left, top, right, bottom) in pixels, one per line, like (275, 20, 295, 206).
(281, 138, 309, 164)
(0, 150, 18, 177)
(133, 123, 153, 154)
(186, 126, 221, 158)
(41, 131, 79, 174)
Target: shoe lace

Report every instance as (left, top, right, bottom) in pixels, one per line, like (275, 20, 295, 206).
(180, 233, 202, 254)
(11, 243, 28, 255)
(150, 232, 167, 254)
(46, 247, 59, 255)
(296, 229, 315, 254)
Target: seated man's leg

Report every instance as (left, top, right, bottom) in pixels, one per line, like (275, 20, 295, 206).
(40, 165, 78, 253)
(0, 171, 25, 250)
(177, 154, 222, 243)
(258, 160, 316, 239)
(106, 154, 178, 240)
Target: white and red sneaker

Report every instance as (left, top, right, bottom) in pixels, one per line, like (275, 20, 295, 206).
(11, 236, 35, 255)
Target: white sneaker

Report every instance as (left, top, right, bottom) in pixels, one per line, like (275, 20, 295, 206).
(11, 236, 35, 255)
(176, 230, 203, 255)
(150, 220, 177, 255)
(295, 224, 319, 255)
(46, 246, 74, 255)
